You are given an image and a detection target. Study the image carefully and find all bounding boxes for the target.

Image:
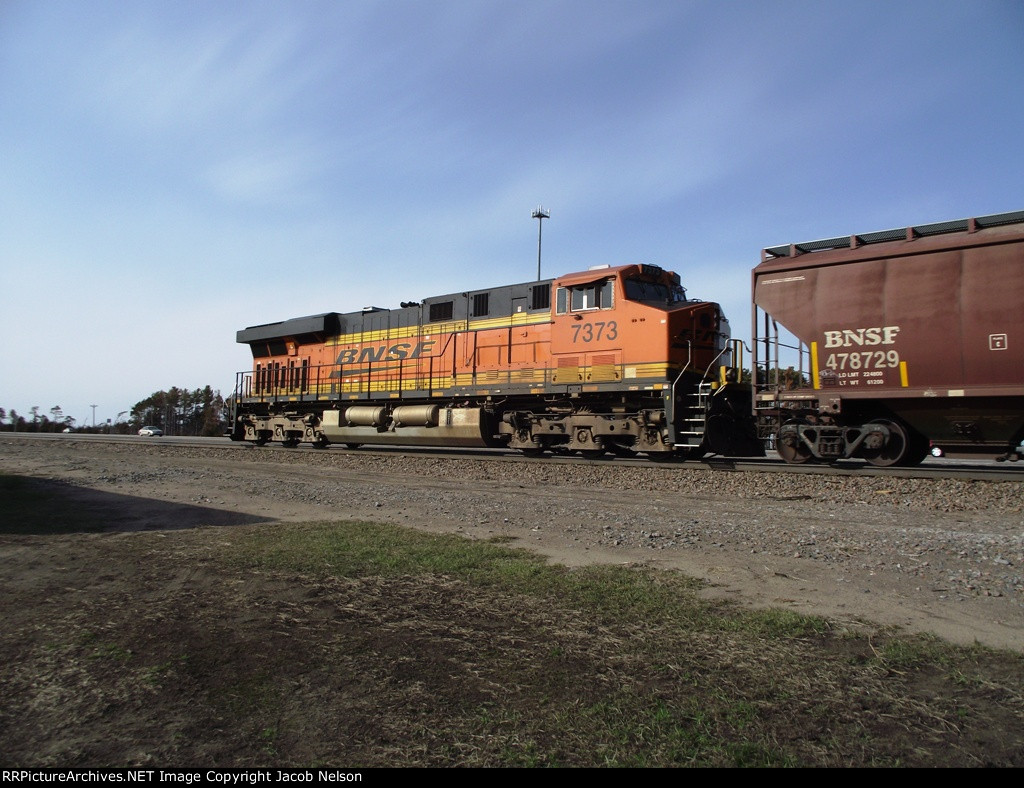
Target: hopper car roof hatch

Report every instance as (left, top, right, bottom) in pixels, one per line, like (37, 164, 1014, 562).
(762, 209, 1024, 260)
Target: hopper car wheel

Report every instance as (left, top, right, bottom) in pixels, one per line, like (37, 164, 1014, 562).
(518, 448, 545, 457)
(254, 435, 270, 447)
(345, 443, 362, 450)
(862, 419, 923, 467)
(312, 439, 330, 450)
(777, 421, 812, 464)
(282, 438, 300, 448)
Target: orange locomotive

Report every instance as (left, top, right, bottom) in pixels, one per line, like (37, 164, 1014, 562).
(228, 263, 763, 459)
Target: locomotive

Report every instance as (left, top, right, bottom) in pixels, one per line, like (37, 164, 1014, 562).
(753, 209, 1024, 465)
(227, 262, 764, 459)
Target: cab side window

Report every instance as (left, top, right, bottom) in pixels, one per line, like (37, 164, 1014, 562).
(569, 279, 613, 311)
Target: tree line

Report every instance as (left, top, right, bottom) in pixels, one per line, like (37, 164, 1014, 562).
(1, 386, 227, 437)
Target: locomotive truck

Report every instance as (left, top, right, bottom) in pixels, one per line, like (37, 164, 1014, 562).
(228, 262, 764, 459)
(753, 209, 1024, 465)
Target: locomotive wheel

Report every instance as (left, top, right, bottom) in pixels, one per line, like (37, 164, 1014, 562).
(573, 427, 606, 459)
(345, 443, 362, 450)
(282, 438, 301, 448)
(312, 438, 330, 450)
(777, 421, 812, 464)
(254, 434, 270, 447)
(863, 419, 914, 467)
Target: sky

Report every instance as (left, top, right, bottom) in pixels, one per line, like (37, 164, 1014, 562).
(1, 0, 1022, 427)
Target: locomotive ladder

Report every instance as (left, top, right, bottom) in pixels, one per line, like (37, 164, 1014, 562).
(674, 381, 713, 447)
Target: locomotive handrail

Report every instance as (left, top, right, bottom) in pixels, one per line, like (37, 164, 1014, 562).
(238, 319, 687, 407)
(667, 340, 693, 433)
(701, 334, 739, 394)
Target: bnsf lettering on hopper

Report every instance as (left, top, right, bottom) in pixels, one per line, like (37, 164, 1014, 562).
(822, 326, 901, 348)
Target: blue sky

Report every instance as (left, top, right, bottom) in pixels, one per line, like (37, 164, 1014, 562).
(1, 0, 1022, 427)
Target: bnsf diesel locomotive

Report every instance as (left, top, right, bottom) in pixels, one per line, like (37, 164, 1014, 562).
(228, 263, 763, 459)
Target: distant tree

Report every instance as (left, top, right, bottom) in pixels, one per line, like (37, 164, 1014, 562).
(198, 386, 226, 437)
(130, 386, 226, 437)
(109, 411, 129, 435)
(0, 408, 5, 429)
(742, 367, 810, 388)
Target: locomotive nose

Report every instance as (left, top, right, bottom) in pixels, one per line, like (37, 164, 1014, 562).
(667, 302, 730, 371)
(669, 301, 724, 344)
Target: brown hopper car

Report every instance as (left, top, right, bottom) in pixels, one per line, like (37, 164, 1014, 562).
(753, 210, 1024, 465)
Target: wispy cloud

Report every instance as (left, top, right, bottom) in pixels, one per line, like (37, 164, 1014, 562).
(87, 14, 307, 134)
(204, 141, 326, 205)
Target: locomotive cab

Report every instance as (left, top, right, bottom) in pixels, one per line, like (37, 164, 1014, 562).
(545, 263, 760, 457)
(551, 264, 726, 375)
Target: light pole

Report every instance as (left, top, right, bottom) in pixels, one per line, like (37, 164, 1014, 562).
(532, 206, 549, 281)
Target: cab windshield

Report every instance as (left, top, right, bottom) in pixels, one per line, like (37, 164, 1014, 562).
(624, 278, 687, 305)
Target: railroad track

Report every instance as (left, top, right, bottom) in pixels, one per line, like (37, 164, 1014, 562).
(7, 432, 1024, 482)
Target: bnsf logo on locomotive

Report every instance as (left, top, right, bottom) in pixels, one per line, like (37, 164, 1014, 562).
(823, 326, 900, 348)
(330, 340, 436, 371)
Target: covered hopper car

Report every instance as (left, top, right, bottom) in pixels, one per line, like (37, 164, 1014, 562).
(228, 263, 764, 459)
(753, 210, 1024, 465)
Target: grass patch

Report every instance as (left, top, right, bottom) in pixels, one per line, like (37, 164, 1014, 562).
(231, 520, 710, 624)
(214, 519, 1024, 767)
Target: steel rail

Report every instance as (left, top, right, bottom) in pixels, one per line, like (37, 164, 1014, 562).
(4, 432, 1023, 482)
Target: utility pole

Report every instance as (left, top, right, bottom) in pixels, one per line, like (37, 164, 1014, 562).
(532, 206, 549, 281)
